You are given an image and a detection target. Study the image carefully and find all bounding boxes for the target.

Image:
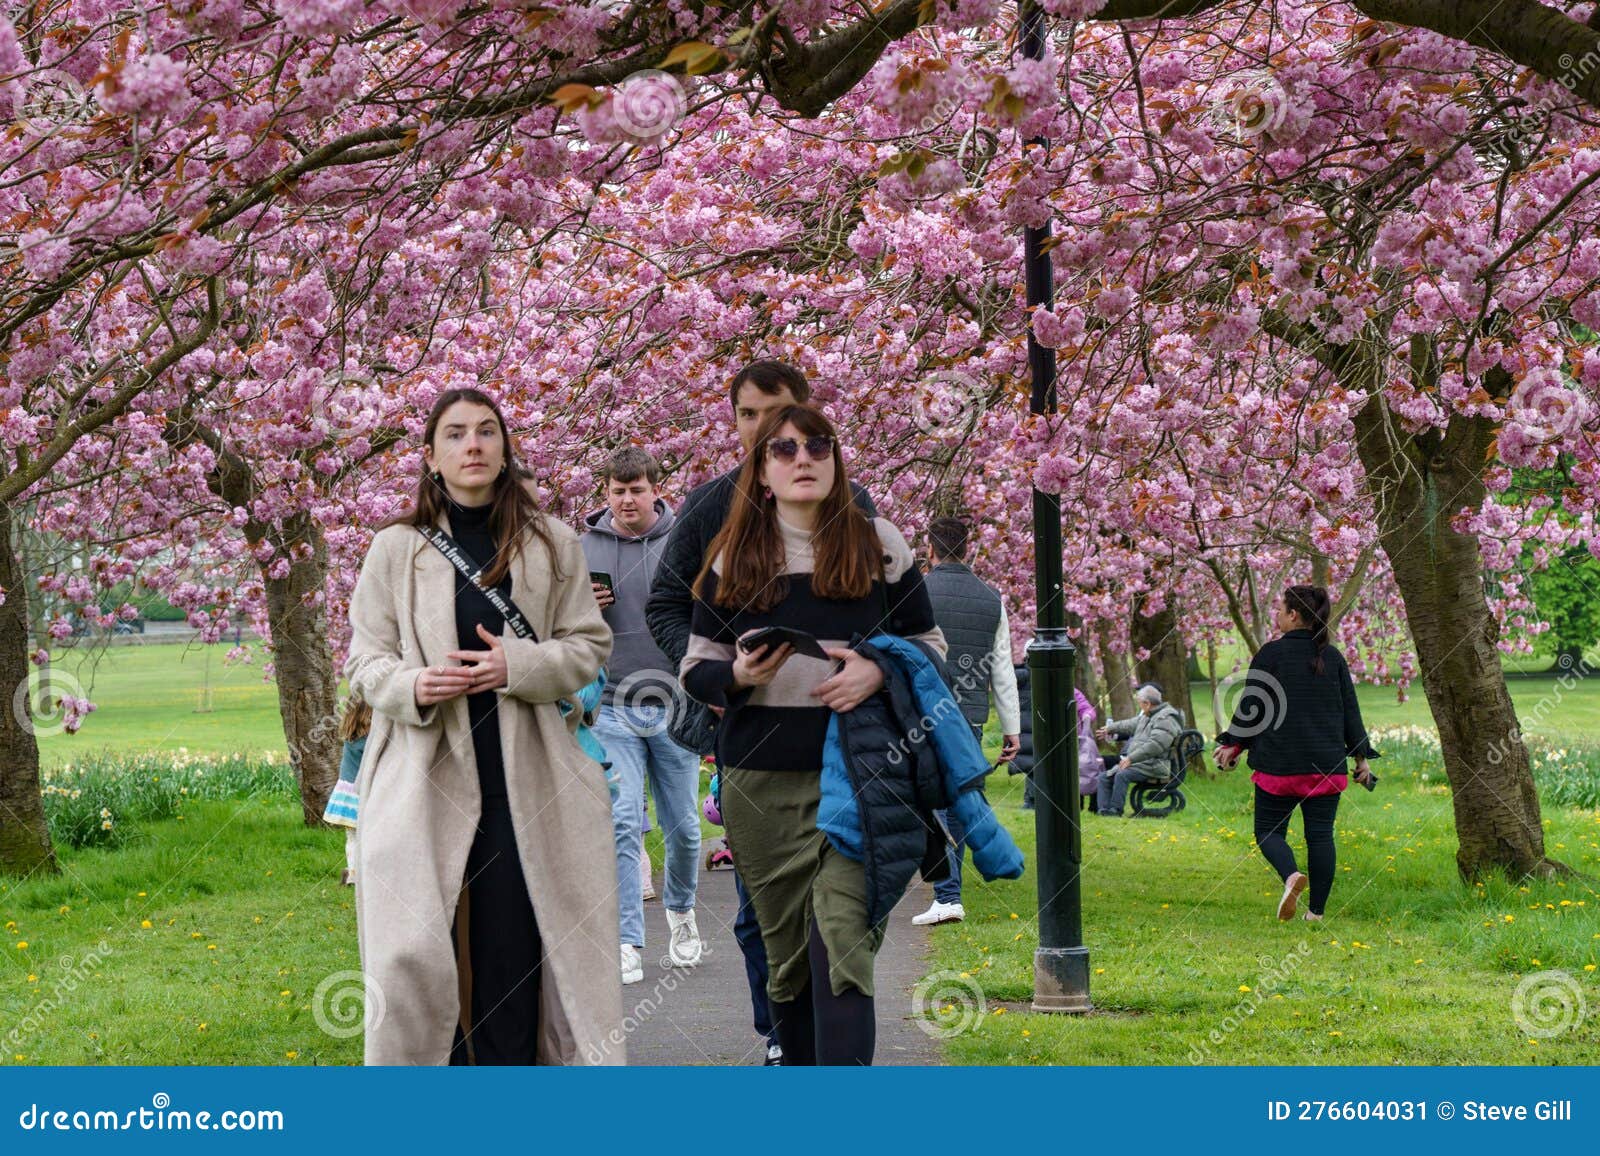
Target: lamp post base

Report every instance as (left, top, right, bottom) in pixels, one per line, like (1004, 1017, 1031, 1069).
(1031, 946, 1092, 1013)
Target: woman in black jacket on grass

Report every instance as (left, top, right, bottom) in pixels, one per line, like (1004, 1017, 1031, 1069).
(1216, 585, 1378, 923)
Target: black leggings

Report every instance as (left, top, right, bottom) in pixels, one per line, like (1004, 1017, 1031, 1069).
(449, 800, 542, 1065)
(1253, 787, 1340, 916)
(768, 921, 876, 1066)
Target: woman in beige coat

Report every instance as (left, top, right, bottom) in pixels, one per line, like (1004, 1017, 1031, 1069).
(344, 387, 621, 1065)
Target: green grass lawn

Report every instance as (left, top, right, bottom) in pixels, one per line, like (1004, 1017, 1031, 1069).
(30, 640, 1600, 769)
(33, 642, 300, 765)
(0, 800, 360, 1065)
(925, 760, 1600, 1065)
(6, 643, 1599, 1066)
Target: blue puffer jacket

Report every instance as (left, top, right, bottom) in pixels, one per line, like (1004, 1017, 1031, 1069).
(819, 634, 1024, 925)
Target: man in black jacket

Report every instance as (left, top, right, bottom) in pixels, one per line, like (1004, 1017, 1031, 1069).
(644, 359, 876, 1066)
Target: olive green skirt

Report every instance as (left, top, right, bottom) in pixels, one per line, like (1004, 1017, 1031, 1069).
(720, 764, 884, 1001)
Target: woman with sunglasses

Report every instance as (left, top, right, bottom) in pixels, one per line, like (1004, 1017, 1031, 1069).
(680, 404, 947, 1065)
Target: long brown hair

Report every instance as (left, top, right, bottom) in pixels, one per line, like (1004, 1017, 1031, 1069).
(338, 695, 372, 743)
(694, 405, 882, 612)
(1284, 584, 1332, 675)
(378, 388, 561, 585)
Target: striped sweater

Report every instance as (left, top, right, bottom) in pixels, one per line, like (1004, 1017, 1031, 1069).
(681, 512, 947, 772)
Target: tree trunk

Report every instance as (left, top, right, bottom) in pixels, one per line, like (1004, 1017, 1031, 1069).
(1096, 617, 1137, 722)
(1207, 640, 1227, 735)
(1351, 388, 1559, 880)
(1131, 595, 1195, 728)
(1067, 610, 1099, 704)
(264, 513, 341, 827)
(0, 501, 57, 875)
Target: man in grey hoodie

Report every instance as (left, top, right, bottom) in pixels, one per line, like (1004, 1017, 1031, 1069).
(583, 447, 703, 984)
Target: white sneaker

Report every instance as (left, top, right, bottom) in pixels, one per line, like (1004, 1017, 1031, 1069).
(665, 908, 703, 967)
(911, 901, 965, 926)
(620, 943, 644, 985)
(764, 1043, 783, 1066)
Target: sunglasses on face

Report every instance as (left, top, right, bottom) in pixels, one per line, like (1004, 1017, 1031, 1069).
(766, 435, 835, 463)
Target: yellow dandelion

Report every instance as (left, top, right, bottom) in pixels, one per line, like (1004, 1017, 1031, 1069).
(26, 974, 37, 982)
(197, 1023, 207, 1032)
(140, 920, 152, 930)
(15, 941, 27, 950)
(285, 1051, 298, 1060)
(1009, 913, 1019, 920)
(1239, 984, 1252, 992)
(992, 1007, 1006, 1016)
(206, 944, 217, 950)
(1328, 1031, 1342, 1037)
(191, 933, 203, 939)
(1585, 965, 1596, 972)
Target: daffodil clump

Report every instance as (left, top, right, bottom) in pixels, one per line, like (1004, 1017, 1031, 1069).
(1369, 725, 1600, 810)
(39, 750, 296, 849)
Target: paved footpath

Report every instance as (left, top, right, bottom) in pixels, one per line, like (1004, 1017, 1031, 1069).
(626, 865, 943, 1066)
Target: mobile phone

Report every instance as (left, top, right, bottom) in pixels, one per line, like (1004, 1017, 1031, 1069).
(1360, 772, 1379, 792)
(589, 571, 614, 593)
(737, 626, 829, 661)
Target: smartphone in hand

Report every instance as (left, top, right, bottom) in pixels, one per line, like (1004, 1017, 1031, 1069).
(737, 626, 829, 661)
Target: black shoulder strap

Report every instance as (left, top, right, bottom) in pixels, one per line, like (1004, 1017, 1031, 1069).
(416, 524, 538, 642)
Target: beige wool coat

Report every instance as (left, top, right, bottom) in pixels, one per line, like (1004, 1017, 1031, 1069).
(343, 508, 623, 1065)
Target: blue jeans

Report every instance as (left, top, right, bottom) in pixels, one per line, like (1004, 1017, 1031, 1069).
(733, 870, 775, 1045)
(595, 702, 702, 948)
(932, 723, 984, 906)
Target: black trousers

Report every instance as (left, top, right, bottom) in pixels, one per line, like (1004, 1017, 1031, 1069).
(1253, 787, 1341, 916)
(768, 920, 876, 1066)
(449, 799, 542, 1064)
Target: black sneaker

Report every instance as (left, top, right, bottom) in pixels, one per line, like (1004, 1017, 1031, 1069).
(764, 1044, 782, 1066)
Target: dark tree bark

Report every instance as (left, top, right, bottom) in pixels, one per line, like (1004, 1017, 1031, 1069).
(1096, 616, 1138, 722)
(0, 502, 55, 876)
(1130, 594, 1195, 727)
(1348, 370, 1561, 879)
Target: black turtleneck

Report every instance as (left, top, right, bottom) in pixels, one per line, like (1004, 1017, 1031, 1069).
(443, 494, 514, 803)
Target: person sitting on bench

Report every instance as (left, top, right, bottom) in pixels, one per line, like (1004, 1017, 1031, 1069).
(1094, 684, 1185, 818)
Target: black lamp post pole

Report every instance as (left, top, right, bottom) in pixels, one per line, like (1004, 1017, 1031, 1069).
(1021, 0, 1091, 1014)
